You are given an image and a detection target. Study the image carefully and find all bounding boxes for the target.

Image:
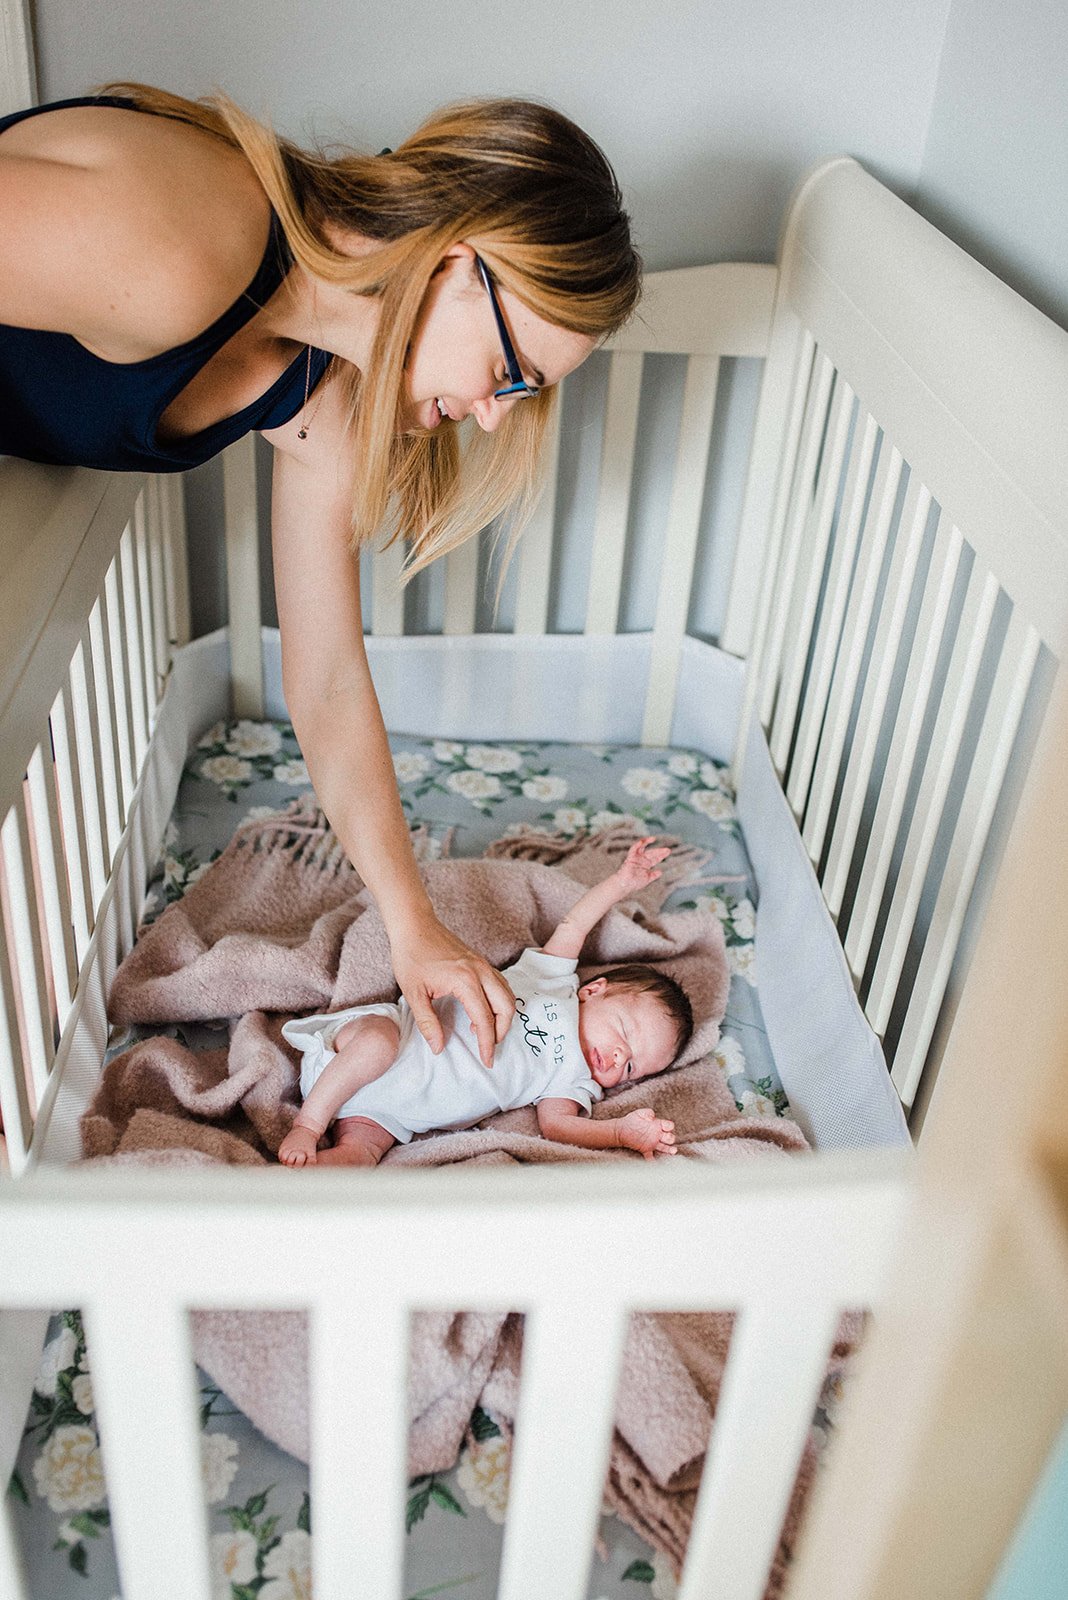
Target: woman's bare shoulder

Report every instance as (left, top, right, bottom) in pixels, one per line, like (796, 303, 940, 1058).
(0, 103, 272, 357)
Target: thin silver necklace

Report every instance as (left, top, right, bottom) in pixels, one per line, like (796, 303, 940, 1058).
(297, 346, 330, 439)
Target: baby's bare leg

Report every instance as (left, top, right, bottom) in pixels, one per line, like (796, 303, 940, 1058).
(279, 1015, 400, 1167)
(318, 1115, 397, 1166)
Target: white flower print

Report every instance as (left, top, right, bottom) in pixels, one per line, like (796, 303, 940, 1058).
(393, 751, 431, 783)
(245, 804, 282, 821)
(704, 894, 729, 922)
(620, 766, 671, 801)
(260, 1529, 313, 1599)
(446, 769, 502, 801)
(197, 721, 227, 749)
(714, 1035, 747, 1075)
(433, 739, 464, 761)
(211, 1529, 259, 1598)
(590, 810, 643, 834)
(201, 1431, 240, 1504)
(521, 774, 568, 802)
(225, 721, 282, 758)
(71, 1373, 94, 1416)
(201, 755, 253, 787)
(457, 1434, 511, 1523)
(186, 861, 212, 888)
(464, 745, 523, 773)
(273, 758, 311, 786)
(737, 1087, 776, 1117)
(688, 788, 734, 820)
(728, 943, 757, 985)
(32, 1425, 106, 1513)
(731, 899, 756, 939)
(35, 1327, 78, 1397)
(667, 752, 698, 777)
(700, 760, 728, 791)
(553, 807, 589, 834)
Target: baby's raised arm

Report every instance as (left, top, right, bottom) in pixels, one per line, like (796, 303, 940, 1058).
(536, 1099, 677, 1158)
(541, 837, 670, 962)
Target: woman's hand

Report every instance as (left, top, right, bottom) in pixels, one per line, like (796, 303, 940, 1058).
(391, 913, 516, 1069)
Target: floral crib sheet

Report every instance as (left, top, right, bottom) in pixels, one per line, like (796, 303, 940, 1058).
(8, 723, 802, 1600)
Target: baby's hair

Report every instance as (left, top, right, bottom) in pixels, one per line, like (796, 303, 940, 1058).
(598, 964, 694, 1062)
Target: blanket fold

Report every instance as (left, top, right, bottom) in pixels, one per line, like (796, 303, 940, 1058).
(88, 804, 830, 1590)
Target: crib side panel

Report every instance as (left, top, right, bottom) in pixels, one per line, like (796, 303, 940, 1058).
(0, 462, 183, 1172)
(737, 157, 1068, 1120)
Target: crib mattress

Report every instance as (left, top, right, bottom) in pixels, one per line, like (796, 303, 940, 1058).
(9, 721, 795, 1600)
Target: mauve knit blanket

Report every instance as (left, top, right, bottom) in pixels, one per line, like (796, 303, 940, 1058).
(86, 805, 839, 1588)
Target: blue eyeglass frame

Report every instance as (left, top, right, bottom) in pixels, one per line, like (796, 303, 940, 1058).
(474, 254, 540, 400)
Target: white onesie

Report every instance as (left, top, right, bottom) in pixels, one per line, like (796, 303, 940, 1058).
(281, 948, 603, 1143)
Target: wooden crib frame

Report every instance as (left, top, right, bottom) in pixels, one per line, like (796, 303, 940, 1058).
(1, 153, 1067, 1600)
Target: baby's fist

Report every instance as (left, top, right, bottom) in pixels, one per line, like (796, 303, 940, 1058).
(618, 1107, 677, 1159)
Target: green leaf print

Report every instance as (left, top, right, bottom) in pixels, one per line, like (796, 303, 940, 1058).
(297, 1490, 311, 1533)
(429, 1481, 466, 1517)
(68, 1510, 108, 1539)
(8, 1469, 28, 1505)
(622, 1558, 655, 1582)
(68, 1542, 89, 1576)
(469, 1405, 501, 1442)
(406, 1483, 431, 1532)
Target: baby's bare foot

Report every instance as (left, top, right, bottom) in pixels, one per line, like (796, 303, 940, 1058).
(278, 1125, 319, 1167)
(317, 1140, 381, 1167)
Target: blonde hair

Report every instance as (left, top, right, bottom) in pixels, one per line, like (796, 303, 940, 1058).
(100, 85, 642, 577)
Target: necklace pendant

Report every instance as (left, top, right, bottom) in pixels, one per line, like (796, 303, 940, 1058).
(297, 427, 308, 440)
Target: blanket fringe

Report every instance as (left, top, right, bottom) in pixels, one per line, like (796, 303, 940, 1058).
(485, 822, 712, 912)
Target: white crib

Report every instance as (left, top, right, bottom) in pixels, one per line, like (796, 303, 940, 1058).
(1, 155, 1066, 1600)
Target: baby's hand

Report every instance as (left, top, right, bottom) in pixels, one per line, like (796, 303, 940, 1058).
(612, 837, 671, 897)
(617, 1107, 677, 1159)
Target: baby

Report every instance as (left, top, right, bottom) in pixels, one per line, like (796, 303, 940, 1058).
(278, 838, 693, 1168)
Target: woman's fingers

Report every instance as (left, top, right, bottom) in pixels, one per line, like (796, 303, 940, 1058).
(407, 987, 446, 1054)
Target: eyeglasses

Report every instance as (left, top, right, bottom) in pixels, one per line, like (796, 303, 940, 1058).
(474, 254, 540, 400)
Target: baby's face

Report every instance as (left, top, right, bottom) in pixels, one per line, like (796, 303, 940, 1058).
(576, 980, 679, 1089)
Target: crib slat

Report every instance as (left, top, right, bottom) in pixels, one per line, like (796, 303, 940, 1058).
(133, 495, 162, 731)
(515, 397, 563, 634)
(86, 1299, 213, 1600)
(722, 322, 815, 659)
(641, 354, 722, 743)
(160, 473, 192, 647)
(88, 594, 125, 853)
(0, 919, 33, 1173)
(585, 350, 644, 634)
(844, 515, 964, 977)
(0, 1497, 29, 1600)
(311, 1298, 408, 1600)
(498, 1301, 626, 1600)
(788, 408, 879, 820)
(371, 535, 406, 636)
(822, 473, 930, 917)
(119, 521, 150, 772)
(1, 801, 52, 1102)
(679, 1302, 838, 1600)
(222, 437, 264, 716)
(68, 631, 110, 909)
(802, 441, 904, 863)
(756, 349, 835, 733)
(892, 613, 1041, 1105)
(444, 534, 480, 636)
(145, 478, 172, 684)
(104, 556, 136, 814)
(25, 743, 76, 1028)
(49, 686, 94, 965)
(865, 561, 1000, 1031)
(770, 375, 855, 777)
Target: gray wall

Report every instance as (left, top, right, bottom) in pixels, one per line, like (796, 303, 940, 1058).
(911, 0, 1068, 333)
(36, 0, 951, 270)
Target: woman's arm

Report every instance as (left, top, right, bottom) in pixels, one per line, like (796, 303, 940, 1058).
(265, 392, 515, 1065)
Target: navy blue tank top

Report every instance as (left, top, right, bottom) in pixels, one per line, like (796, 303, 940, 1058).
(0, 96, 331, 473)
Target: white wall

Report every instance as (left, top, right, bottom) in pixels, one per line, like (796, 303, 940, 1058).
(911, 0, 1068, 332)
(35, 0, 951, 270)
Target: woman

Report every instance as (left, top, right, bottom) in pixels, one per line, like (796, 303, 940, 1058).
(0, 87, 641, 1065)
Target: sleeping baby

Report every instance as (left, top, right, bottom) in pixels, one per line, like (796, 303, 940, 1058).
(278, 838, 693, 1167)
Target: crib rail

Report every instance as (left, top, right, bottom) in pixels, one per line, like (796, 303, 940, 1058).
(0, 1151, 910, 1600)
(739, 158, 1068, 1117)
(0, 463, 188, 1173)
